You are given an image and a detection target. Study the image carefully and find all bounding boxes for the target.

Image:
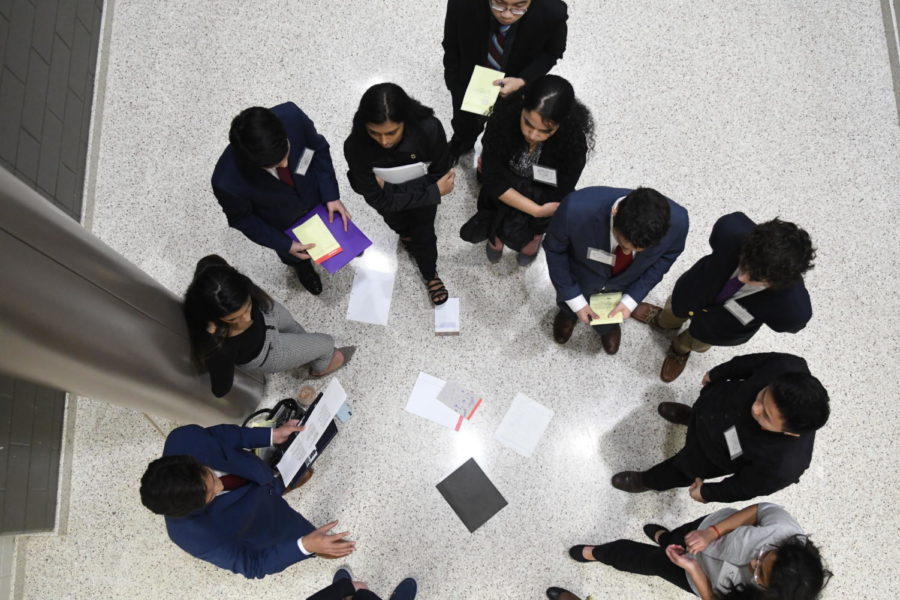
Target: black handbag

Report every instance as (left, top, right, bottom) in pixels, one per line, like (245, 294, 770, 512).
(242, 397, 305, 466)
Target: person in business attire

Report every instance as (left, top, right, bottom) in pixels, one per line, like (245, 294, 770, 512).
(344, 83, 455, 305)
(611, 352, 830, 504)
(569, 503, 831, 599)
(442, 0, 568, 159)
(543, 186, 689, 354)
(308, 567, 417, 600)
(632, 214, 816, 382)
(212, 103, 352, 295)
(183, 255, 354, 398)
(465, 75, 593, 266)
(140, 422, 356, 579)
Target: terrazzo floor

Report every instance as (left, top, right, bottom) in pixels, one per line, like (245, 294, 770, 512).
(15, 1, 900, 599)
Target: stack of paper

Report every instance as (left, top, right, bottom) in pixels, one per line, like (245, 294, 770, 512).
(435, 298, 460, 335)
(493, 393, 554, 457)
(291, 214, 343, 264)
(436, 381, 482, 419)
(404, 372, 464, 431)
(373, 162, 428, 184)
(276, 379, 347, 483)
(589, 291, 624, 326)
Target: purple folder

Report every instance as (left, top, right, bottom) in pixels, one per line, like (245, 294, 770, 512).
(284, 204, 372, 274)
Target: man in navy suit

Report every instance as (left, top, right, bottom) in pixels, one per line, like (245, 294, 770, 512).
(140, 423, 355, 579)
(543, 186, 689, 354)
(632, 214, 815, 382)
(212, 103, 351, 295)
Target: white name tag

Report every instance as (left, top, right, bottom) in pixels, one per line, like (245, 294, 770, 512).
(724, 299, 754, 326)
(532, 164, 557, 186)
(294, 148, 314, 176)
(724, 425, 743, 460)
(587, 247, 615, 265)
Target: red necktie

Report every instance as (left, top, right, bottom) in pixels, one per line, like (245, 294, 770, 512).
(611, 246, 633, 277)
(276, 166, 295, 188)
(219, 474, 249, 491)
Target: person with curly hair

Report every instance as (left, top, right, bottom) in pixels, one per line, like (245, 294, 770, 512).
(568, 503, 831, 600)
(463, 74, 594, 267)
(632, 215, 816, 382)
(344, 83, 455, 305)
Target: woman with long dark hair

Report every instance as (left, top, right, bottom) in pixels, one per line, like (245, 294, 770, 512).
(344, 82, 455, 305)
(568, 503, 831, 599)
(183, 255, 354, 397)
(466, 74, 595, 266)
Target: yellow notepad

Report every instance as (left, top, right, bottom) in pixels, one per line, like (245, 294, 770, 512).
(589, 292, 624, 326)
(461, 65, 504, 116)
(291, 214, 343, 264)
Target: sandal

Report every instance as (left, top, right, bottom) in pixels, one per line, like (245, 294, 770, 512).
(426, 276, 449, 306)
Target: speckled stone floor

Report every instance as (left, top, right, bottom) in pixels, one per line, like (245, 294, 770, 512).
(15, 1, 900, 599)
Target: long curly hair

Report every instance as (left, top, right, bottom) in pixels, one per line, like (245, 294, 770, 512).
(482, 74, 595, 168)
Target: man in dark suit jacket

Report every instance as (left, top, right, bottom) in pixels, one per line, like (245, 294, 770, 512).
(307, 568, 417, 600)
(140, 423, 355, 579)
(632, 214, 815, 382)
(611, 353, 830, 504)
(543, 186, 689, 354)
(212, 103, 351, 295)
(442, 0, 568, 158)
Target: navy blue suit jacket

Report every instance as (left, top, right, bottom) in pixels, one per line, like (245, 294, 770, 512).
(211, 103, 340, 254)
(671, 212, 812, 346)
(543, 186, 689, 304)
(163, 425, 315, 579)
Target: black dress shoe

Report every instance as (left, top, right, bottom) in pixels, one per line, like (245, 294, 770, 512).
(600, 324, 621, 354)
(643, 523, 669, 546)
(547, 587, 581, 600)
(611, 471, 650, 493)
(553, 310, 577, 344)
(293, 264, 322, 295)
(657, 402, 692, 426)
(567, 545, 595, 563)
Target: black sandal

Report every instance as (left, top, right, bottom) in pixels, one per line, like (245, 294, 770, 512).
(426, 276, 449, 306)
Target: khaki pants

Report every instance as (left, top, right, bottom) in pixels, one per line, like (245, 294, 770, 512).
(658, 297, 712, 355)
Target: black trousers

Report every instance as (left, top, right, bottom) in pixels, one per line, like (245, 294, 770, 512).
(275, 248, 316, 273)
(557, 301, 619, 335)
(642, 433, 732, 491)
(592, 516, 706, 594)
(381, 205, 439, 280)
(448, 86, 487, 155)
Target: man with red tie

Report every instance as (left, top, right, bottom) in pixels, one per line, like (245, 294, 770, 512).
(543, 187, 689, 354)
(140, 423, 355, 579)
(631, 214, 815, 382)
(212, 104, 352, 295)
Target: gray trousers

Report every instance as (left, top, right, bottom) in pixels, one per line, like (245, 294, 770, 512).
(240, 301, 334, 375)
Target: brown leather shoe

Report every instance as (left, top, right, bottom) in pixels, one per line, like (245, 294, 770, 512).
(282, 468, 314, 495)
(553, 310, 577, 344)
(632, 302, 663, 325)
(660, 344, 690, 382)
(611, 470, 650, 493)
(600, 324, 621, 354)
(657, 402, 692, 425)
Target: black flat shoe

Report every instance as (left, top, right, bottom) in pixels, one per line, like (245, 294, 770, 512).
(567, 545, 595, 563)
(643, 523, 669, 546)
(546, 587, 579, 600)
(293, 264, 323, 295)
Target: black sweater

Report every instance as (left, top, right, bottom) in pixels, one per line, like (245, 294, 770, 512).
(204, 304, 266, 398)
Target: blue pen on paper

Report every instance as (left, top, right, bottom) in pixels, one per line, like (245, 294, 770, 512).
(335, 402, 353, 423)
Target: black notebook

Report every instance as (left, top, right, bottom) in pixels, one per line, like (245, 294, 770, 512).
(436, 458, 508, 533)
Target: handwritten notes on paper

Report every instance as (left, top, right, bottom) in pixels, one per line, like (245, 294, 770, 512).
(589, 292, 624, 326)
(461, 66, 504, 116)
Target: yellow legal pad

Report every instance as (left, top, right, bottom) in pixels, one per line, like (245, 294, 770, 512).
(461, 65, 504, 116)
(291, 214, 343, 264)
(589, 292, 624, 326)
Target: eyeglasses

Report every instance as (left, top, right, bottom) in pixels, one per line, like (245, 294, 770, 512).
(489, 2, 529, 16)
(752, 548, 770, 589)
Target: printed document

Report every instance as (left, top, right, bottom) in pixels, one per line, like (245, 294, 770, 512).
(461, 66, 504, 115)
(291, 214, 343, 263)
(493, 393, 554, 457)
(589, 292, 624, 326)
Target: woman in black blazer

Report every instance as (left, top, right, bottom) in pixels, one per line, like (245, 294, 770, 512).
(471, 74, 594, 266)
(344, 83, 455, 305)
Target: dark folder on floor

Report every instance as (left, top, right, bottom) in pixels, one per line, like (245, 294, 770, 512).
(436, 458, 507, 533)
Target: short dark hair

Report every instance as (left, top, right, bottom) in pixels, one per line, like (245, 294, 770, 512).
(229, 106, 288, 168)
(739, 219, 815, 289)
(140, 455, 209, 517)
(613, 187, 671, 249)
(770, 372, 830, 434)
(721, 535, 831, 600)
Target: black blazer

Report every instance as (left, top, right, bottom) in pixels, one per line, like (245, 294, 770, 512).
(442, 0, 568, 98)
(692, 353, 817, 503)
(343, 116, 451, 214)
(671, 212, 812, 346)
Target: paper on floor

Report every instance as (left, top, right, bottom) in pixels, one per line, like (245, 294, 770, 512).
(493, 393, 554, 457)
(405, 372, 464, 431)
(435, 297, 460, 335)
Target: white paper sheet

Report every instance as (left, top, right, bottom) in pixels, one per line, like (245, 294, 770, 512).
(493, 393, 554, 457)
(373, 162, 428, 184)
(434, 298, 460, 334)
(276, 379, 347, 483)
(346, 268, 396, 325)
(404, 372, 463, 431)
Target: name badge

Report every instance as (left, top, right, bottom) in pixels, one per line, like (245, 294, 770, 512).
(532, 164, 558, 186)
(724, 299, 754, 326)
(724, 425, 743, 460)
(587, 247, 615, 265)
(295, 147, 315, 176)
